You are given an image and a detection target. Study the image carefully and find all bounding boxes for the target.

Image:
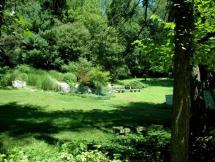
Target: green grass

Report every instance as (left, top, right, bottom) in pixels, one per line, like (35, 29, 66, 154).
(0, 78, 173, 158)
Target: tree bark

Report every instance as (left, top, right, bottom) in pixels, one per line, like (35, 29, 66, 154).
(171, 0, 194, 161)
(190, 66, 207, 137)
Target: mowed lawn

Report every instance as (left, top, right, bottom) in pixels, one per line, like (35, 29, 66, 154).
(0, 78, 173, 154)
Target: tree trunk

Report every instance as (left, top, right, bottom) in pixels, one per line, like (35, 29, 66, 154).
(190, 66, 207, 137)
(171, 0, 194, 161)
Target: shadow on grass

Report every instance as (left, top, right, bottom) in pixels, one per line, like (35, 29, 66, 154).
(0, 102, 172, 145)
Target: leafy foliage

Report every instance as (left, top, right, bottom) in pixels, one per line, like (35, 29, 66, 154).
(0, 128, 171, 162)
(124, 80, 145, 89)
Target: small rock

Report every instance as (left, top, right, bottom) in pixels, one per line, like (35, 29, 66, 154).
(136, 126, 146, 133)
(12, 80, 26, 88)
(112, 126, 124, 134)
(124, 128, 131, 135)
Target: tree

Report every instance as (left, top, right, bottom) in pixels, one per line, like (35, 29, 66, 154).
(171, 0, 195, 162)
(0, 0, 9, 67)
(189, 0, 215, 138)
(0, 0, 5, 33)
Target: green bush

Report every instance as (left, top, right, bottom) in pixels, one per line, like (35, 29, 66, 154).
(0, 128, 171, 162)
(100, 128, 171, 162)
(73, 58, 93, 86)
(0, 69, 29, 86)
(0, 142, 118, 162)
(61, 141, 88, 155)
(112, 65, 131, 80)
(16, 64, 32, 73)
(61, 62, 77, 73)
(14, 72, 28, 81)
(36, 75, 57, 91)
(49, 70, 64, 81)
(27, 73, 39, 87)
(63, 73, 77, 85)
(90, 67, 110, 89)
(27, 70, 58, 91)
(125, 80, 145, 89)
(0, 73, 13, 86)
(63, 58, 110, 94)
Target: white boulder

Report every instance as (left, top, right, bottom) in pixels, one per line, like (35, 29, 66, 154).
(56, 81, 70, 93)
(12, 80, 26, 88)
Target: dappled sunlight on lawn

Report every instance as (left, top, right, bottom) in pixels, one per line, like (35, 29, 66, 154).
(0, 81, 172, 151)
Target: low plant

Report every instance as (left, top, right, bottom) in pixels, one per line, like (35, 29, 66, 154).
(0, 69, 28, 86)
(0, 142, 120, 162)
(62, 58, 110, 94)
(16, 64, 32, 73)
(35, 75, 57, 91)
(100, 128, 171, 162)
(63, 73, 77, 85)
(125, 80, 145, 89)
(90, 67, 110, 89)
(49, 70, 64, 81)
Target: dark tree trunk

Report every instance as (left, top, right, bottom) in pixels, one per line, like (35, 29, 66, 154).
(171, 0, 194, 161)
(190, 66, 207, 137)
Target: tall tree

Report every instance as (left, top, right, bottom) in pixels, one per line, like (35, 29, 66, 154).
(0, 0, 8, 67)
(171, 0, 195, 162)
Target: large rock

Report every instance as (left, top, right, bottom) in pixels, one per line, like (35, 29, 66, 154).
(12, 80, 26, 88)
(76, 85, 92, 93)
(56, 81, 70, 93)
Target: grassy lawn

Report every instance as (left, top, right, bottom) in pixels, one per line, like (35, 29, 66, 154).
(0, 78, 173, 157)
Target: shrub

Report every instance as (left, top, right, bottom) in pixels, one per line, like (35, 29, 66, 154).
(63, 58, 110, 93)
(90, 67, 110, 89)
(112, 65, 131, 80)
(100, 128, 171, 162)
(0, 69, 29, 86)
(49, 70, 64, 81)
(27, 71, 57, 91)
(16, 64, 32, 73)
(36, 75, 57, 91)
(190, 136, 215, 162)
(74, 58, 93, 86)
(125, 80, 145, 89)
(0, 73, 13, 86)
(61, 58, 92, 85)
(61, 141, 88, 155)
(63, 73, 77, 85)
(0, 142, 117, 162)
(27, 73, 39, 86)
(61, 62, 77, 73)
